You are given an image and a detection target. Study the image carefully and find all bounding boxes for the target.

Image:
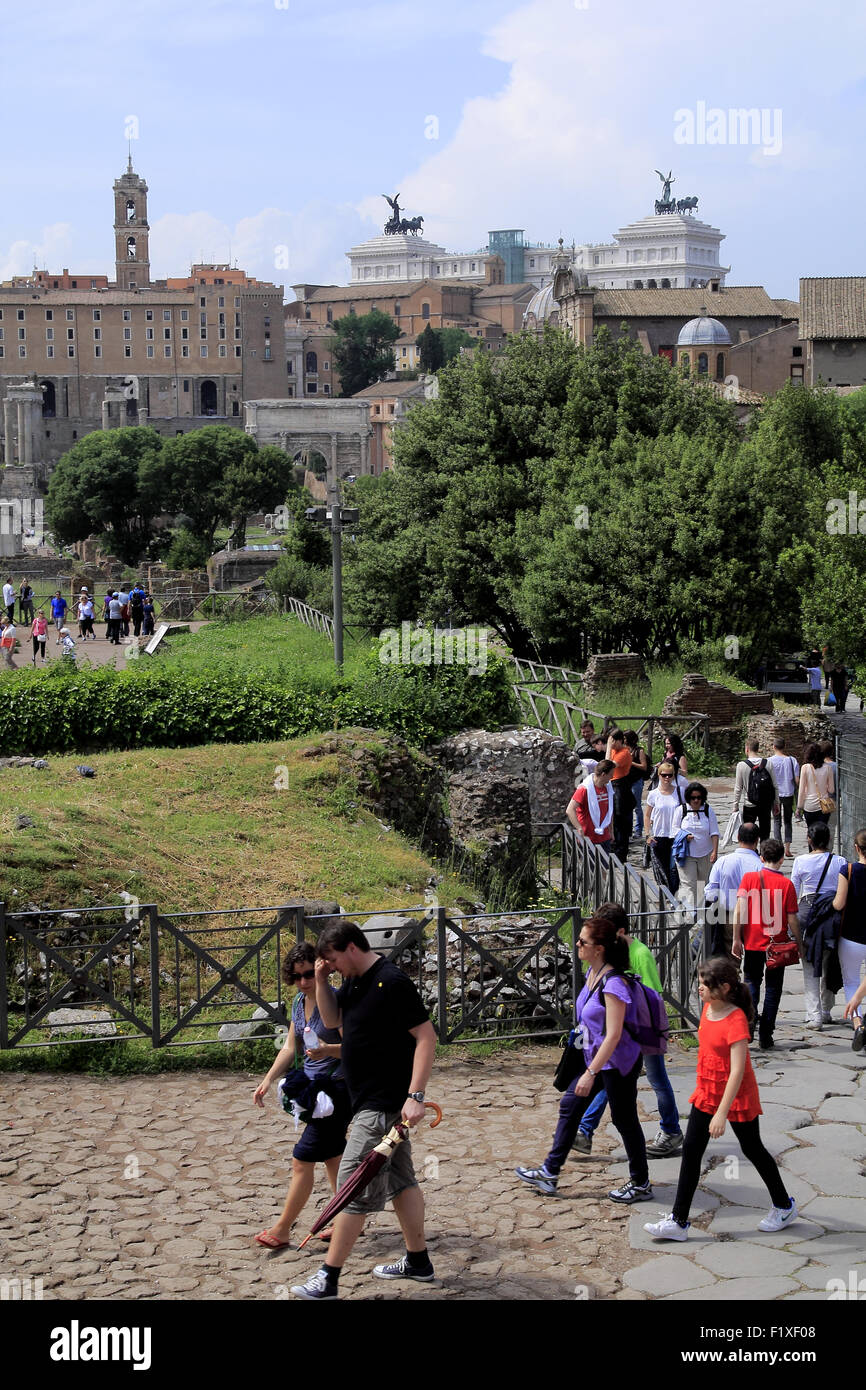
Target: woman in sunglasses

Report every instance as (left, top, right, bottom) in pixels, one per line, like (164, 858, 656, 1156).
(253, 941, 350, 1249)
(672, 782, 719, 918)
(644, 761, 685, 888)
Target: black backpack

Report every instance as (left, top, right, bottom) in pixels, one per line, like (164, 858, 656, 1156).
(747, 758, 775, 807)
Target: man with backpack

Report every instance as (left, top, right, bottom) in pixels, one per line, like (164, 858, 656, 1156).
(733, 740, 780, 844)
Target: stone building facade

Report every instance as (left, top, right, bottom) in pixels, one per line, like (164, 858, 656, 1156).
(799, 277, 866, 389)
(0, 160, 287, 469)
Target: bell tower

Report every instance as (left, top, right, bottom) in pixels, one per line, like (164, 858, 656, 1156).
(113, 157, 151, 290)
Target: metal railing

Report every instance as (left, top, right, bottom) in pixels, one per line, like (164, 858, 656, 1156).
(283, 595, 335, 640)
(513, 684, 710, 762)
(1, 899, 582, 1049)
(511, 657, 584, 701)
(536, 823, 703, 1028)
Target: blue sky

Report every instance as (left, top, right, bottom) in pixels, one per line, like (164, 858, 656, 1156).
(1, 0, 863, 299)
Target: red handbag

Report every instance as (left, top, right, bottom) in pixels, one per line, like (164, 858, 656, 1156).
(760, 870, 800, 970)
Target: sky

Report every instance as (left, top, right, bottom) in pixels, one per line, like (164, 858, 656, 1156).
(1, 0, 864, 300)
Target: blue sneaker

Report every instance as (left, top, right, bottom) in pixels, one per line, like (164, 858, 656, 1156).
(291, 1269, 339, 1300)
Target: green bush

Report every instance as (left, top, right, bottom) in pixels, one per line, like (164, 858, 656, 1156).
(0, 643, 517, 753)
(164, 526, 211, 570)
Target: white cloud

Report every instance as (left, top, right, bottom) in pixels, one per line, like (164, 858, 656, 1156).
(151, 202, 370, 290)
(0, 224, 75, 281)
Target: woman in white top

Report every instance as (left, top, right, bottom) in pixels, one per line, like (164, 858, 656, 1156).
(672, 782, 720, 919)
(797, 743, 835, 831)
(791, 822, 846, 1028)
(644, 762, 685, 888)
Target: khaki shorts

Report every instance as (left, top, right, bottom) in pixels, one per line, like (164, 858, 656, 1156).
(337, 1109, 418, 1215)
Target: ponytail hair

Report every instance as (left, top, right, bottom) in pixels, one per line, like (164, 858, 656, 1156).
(582, 915, 630, 973)
(699, 956, 754, 1024)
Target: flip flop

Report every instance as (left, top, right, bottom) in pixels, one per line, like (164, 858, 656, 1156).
(255, 1230, 292, 1250)
(318, 1226, 335, 1242)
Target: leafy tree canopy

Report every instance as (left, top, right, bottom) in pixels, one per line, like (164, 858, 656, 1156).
(47, 426, 167, 565)
(333, 309, 401, 397)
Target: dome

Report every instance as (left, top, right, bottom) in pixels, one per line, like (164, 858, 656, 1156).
(523, 281, 559, 328)
(677, 314, 731, 346)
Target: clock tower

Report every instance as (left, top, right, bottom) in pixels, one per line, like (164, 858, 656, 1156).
(113, 157, 151, 289)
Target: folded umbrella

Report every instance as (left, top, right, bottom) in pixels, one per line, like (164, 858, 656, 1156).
(298, 1101, 443, 1250)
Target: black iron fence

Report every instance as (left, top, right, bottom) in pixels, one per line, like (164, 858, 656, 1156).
(1, 900, 580, 1050)
(836, 730, 866, 856)
(513, 681, 710, 762)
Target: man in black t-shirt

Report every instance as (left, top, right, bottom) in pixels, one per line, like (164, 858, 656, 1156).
(290, 921, 437, 1301)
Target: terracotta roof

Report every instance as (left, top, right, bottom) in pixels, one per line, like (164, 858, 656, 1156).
(773, 298, 800, 320)
(592, 287, 782, 318)
(351, 380, 426, 398)
(799, 278, 866, 340)
(299, 279, 475, 304)
(0, 289, 196, 305)
(472, 282, 536, 300)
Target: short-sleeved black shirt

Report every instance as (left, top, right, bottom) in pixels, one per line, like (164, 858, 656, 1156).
(840, 862, 866, 945)
(336, 958, 429, 1113)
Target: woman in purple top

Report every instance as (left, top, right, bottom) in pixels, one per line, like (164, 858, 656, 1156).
(515, 917, 652, 1204)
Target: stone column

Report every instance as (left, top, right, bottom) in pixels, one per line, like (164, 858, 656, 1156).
(102, 401, 111, 430)
(17, 401, 28, 463)
(2, 400, 13, 464)
(138, 407, 148, 427)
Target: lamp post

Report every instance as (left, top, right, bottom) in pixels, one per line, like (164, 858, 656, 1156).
(305, 477, 359, 673)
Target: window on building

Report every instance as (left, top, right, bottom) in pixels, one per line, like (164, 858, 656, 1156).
(234, 346, 241, 357)
(715, 352, 725, 380)
(219, 327, 226, 339)
(124, 345, 131, 358)
(146, 309, 153, 321)
(182, 345, 190, 357)
(697, 352, 708, 374)
(200, 346, 208, 356)
(374, 405, 381, 415)
(164, 328, 171, 340)
(46, 328, 53, 340)
(323, 384, 330, 395)
(200, 297, 206, 307)
(164, 345, 171, 358)
(287, 361, 293, 374)
(235, 328, 241, 340)
(45, 310, 52, 321)
(327, 308, 333, 323)
(200, 313, 207, 326)
(234, 297, 240, 308)
(530, 258, 535, 268)
(18, 345, 26, 358)
(791, 365, 804, 384)
(263, 316, 269, 327)
(93, 309, 101, 322)
(218, 296, 225, 308)
(67, 345, 74, 358)
(792, 345, 803, 358)
(219, 312, 225, 325)
(46, 345, 53, 359)
(200, 328, 207, 340)
(17, 309, 25, 320)
(93, 328, 101, 340)
(220, 345, 228, 357)
(306, 351, 318, 373)
(146, 327, 154, 340)
(234, 312, 241, 326)
(307, 383, 317, 394)
(183, 380, 190, 392)
(18, 327, 25, 341)
(123, 309, 131, 321)
(66, 309, 74, 321)
(164, 310, 171, 321)
(181, 309, 189, 321)
(146, 345, 154, 358)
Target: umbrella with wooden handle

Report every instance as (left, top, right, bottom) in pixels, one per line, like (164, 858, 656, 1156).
(298, 1101, 443, 1250)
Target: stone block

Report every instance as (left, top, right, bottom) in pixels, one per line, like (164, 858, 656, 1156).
(663, 1276, 800, 1300)
(47, 1008, 117, 1039)
(624, 1254, 716, 1295)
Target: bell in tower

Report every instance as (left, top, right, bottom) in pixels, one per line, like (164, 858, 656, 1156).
(113, 157, 151, 290)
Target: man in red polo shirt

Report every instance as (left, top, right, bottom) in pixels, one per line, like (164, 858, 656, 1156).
(732, 838, 801, 1050)
(567, 760, 615, 848)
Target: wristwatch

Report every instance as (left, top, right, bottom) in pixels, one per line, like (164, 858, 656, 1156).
(407, 1091, 425, 1103)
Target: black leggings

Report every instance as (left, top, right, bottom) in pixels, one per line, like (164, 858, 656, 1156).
(672, 1105, 789, 1225)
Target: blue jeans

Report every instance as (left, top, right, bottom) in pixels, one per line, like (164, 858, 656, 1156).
(580, 1050, 681, 1137)
(632, 780, 645, 832)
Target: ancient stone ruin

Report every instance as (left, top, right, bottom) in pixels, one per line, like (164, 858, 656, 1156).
(581, 653, 649, 703)
(662, 672, 772, 726)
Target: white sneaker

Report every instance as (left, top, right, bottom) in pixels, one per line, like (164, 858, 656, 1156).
(644, 1214, 689, 1241)
(758, 1199, 797, 1233)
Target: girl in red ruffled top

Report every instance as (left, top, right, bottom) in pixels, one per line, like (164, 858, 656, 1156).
(644, 957, 797, 1242)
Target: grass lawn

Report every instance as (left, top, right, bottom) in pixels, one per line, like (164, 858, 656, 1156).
(0, 731, 471, 914)
(153, 614, 371, 685)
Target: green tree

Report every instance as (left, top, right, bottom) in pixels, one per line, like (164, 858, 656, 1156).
(333, 309, 400, 397)
(160, 426, 293, 554)
(416, 324, 444, 372)
(47, 426, 167, 565)
(437, 326, 476, 363)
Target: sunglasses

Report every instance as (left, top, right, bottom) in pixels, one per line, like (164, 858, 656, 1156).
(292, 969, 316, 981)
(688, 796, 703, 802)
(659, 773, 674, 779)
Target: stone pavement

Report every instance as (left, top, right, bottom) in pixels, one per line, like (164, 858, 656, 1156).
(1, 984, 863, 1302)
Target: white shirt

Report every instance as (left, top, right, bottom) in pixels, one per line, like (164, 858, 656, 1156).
(647, 786, 686, 837)
(672, 804, 721, 857)
(2, 583, 14, 607)
(768, 754, 799, 798)
(791, 850, 846, 902)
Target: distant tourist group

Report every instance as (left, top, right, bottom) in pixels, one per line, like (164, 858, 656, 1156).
(0, 579, 155, 668)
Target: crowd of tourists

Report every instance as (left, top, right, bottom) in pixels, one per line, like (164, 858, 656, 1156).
(0, 579, 156, 668)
